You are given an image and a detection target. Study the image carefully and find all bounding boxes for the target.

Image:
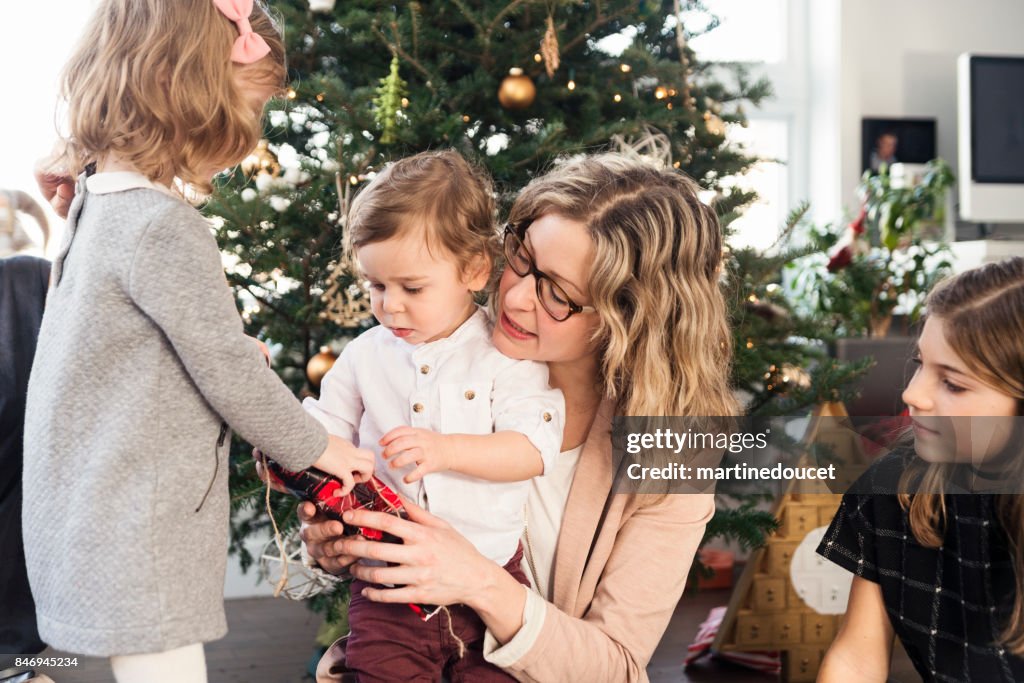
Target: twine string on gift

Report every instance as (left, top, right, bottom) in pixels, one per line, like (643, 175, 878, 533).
(439, 606, 466, 659)
(259, 450, 290, 598)
(367, 477, 466, 657)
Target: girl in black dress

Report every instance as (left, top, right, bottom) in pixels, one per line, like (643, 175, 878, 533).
(819, 257, 1024, 682)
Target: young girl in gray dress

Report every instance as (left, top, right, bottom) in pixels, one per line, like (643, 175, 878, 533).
(22, 2, 372, 681)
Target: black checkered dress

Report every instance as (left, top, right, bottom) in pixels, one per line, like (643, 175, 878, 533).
(817, 453, 1024, 682)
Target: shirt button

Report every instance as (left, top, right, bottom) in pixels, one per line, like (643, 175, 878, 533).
(543, 412, 552, 422)
(413, 403, 424, 413)
(420, 365, 430, 375)
(464, 390, 475, 400)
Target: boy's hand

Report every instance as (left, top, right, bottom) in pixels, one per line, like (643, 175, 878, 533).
(379, 426, 456, 484)
(313, 435, 375, 496)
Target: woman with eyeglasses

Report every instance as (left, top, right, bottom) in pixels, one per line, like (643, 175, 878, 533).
(306, 153, 736, 682)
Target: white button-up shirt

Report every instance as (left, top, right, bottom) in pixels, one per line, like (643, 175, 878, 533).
(303, 308, 564, 566)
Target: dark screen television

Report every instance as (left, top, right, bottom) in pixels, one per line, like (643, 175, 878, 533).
(861, 118, 936, 174)
(957, 53, 1024, 221)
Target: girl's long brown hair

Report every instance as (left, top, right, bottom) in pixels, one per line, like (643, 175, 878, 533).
(898, 256, 1024, 652)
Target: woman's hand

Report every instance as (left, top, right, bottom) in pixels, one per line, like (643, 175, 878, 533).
(297, 501, 358, 576)
(340, 498, 501, 609)
(33, 148, 75, 219)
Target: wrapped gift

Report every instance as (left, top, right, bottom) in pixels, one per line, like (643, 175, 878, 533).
(263, 458, 439, 619)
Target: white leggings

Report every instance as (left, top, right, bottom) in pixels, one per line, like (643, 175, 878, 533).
(110, 643, 207, 683)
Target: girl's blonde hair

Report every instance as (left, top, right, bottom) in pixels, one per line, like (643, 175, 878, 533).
(59, 0, 286, 194)
(897, 256, 1024, 652)
(507, 153, 737, 419)
(345, 150, 498, 279)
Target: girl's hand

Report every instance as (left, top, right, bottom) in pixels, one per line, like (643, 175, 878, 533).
(248, 336, 271, 363)
(252, 448, 289, 494)
(340, 497, 497, 608)
(379, 426, 455, 484)
(297, 501, 358, 576)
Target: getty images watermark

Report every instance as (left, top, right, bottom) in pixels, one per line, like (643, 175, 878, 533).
(611, 415, 1024, 496)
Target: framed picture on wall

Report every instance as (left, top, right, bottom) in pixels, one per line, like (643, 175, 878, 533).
(861, 118, 937, 174)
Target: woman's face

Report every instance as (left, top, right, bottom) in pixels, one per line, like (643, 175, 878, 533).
(491, 213, 600, 367)
(902, 316, 1018, 464)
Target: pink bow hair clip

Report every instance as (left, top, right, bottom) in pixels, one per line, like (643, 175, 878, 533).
(213, 0, 271, 64)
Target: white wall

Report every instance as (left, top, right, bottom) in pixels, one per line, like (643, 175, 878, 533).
(835, 0, 1024, 215)
(0, 2, 98, 256)
(224, 528, 278, 599)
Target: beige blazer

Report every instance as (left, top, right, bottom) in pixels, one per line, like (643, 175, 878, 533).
(318, 400, 714, 682)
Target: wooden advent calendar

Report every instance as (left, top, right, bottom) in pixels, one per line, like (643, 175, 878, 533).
(711, 402, 867, 682)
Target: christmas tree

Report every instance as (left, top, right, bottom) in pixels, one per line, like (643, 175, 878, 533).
(207, 0, 863, 645)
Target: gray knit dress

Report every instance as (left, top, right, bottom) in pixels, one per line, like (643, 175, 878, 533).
(22, 173, 328, 656)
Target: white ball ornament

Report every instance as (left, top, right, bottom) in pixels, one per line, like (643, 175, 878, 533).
(258, 530, 338, 600)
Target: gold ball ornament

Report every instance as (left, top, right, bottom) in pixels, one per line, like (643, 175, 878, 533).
(306, 346, 338, 389)
(241, 139, 281, 178)
(498, 68, 536, 110)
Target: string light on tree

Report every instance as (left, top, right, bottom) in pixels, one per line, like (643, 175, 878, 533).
(764, 363, 812, 394)
(705, 113, 726, 136)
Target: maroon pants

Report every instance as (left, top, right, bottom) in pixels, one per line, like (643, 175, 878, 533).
(345, 544, 529, 682)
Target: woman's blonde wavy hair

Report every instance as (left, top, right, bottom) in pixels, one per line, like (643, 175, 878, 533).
(507, 153, 737, 419)
(897, 256, 1024, 653)
(58, 0, 286, 194)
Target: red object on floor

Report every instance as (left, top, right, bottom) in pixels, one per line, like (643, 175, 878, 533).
(684, 606, 781, 674)
(697, 549, 735, 590)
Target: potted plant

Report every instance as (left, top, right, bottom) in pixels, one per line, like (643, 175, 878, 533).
(793, 159, 955, 339)
(787, 159, 955, 414)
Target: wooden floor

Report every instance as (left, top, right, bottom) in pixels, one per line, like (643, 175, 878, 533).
(31, 589, 918, 682)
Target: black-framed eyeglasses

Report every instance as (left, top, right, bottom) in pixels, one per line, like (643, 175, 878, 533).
(502, 223, 596, 322)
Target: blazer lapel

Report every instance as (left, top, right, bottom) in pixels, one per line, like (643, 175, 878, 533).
(551, 399, 615, 613)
